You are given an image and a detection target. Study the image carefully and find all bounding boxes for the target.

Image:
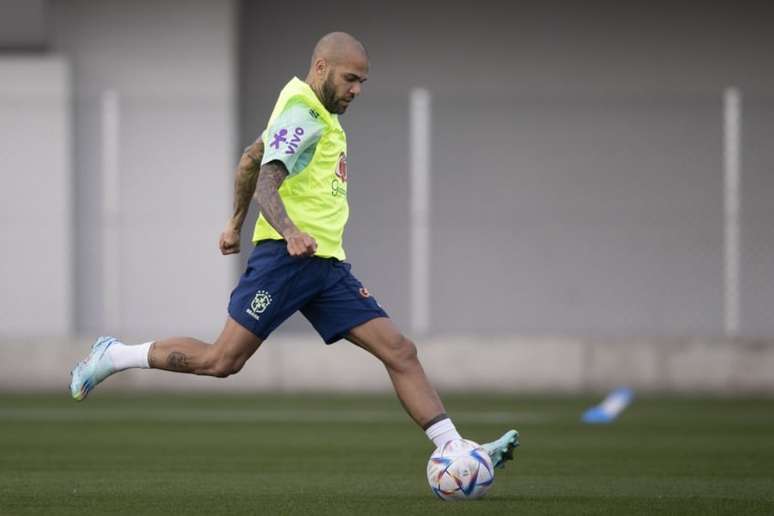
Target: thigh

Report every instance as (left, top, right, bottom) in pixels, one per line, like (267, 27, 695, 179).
(301, 261, 389, 344)
(212, 316, 263, 363)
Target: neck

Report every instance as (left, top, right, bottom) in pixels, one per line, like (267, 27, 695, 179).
(304, 73, 325, 107)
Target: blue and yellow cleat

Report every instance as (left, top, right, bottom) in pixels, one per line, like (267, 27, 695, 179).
(481, 429, 520, 469)
(69, 336, 118, 401)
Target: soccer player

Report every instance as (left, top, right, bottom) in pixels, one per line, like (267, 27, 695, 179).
(70, 32, 518, 467)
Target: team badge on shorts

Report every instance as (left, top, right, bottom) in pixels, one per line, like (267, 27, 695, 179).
(246, 290, 272, 321)
(359, 287, 370, 298)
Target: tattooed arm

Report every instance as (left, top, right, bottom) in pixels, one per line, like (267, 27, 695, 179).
(255, 160, 318, 257)
(219, 139, 265, 255)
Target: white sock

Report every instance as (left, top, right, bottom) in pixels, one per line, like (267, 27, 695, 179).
(425, 417, 462, 448)
(107, 341, 153, 371)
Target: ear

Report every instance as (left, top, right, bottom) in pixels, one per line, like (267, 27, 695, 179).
(314, 58, 328, 78)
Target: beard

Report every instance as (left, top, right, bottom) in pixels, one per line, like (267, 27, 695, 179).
(320, 74, 346, 114)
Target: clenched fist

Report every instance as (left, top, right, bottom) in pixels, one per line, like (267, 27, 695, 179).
(219, 222, 241, 255)
(284, 229, 317, 257)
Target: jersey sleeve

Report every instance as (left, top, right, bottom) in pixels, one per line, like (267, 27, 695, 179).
(261, 102, 325, 176)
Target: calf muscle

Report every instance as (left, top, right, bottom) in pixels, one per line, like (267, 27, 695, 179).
(147, 318, 262, 376)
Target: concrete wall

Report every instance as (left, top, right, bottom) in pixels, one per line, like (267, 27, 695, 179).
(4, 336, 773, 395)
(0, 1, 772, 395)
(0, 57, 71, 335)
(240, 0, 774, 337)
(49, 0, 237, 339)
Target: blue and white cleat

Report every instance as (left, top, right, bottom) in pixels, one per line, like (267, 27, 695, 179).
(481, 429, 520, 469)
(69, 336, 118, 401)
(581, 387, 634, 424)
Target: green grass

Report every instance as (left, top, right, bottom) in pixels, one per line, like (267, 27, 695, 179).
(1, 393, 773, 515)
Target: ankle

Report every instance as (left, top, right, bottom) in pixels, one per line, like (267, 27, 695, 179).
(424, 415, 462, 448)
(108, 341, 152, 371)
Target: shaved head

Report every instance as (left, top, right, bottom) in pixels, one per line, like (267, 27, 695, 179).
(305, 32, 369, 115)
(310, 32, 368, 68)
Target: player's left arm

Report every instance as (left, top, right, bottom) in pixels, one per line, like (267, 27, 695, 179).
(219, 138, 264, 255)
(255, 160, 317, 257)
(253, 101, 324, 257)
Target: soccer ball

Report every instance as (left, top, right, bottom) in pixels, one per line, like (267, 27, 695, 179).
(426, 439, 494, 501)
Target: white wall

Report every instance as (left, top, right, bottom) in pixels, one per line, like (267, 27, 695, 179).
(50, 0, 237, 339)
(3, 335, 773, 394)
(0, 57, 72, 335)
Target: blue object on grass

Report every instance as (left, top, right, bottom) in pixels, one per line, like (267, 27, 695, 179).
(582, 387, 634, 424)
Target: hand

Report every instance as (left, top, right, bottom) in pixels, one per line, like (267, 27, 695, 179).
(284, 229, 317, 257)
(219, 222, 241, 255)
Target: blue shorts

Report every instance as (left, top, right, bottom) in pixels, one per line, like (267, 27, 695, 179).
(228, 240, 389, 344)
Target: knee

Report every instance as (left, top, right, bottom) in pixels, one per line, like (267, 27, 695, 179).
(211, 358, 244, 378)
(205, 354, 246, 378)
(383, 335, 419, 371)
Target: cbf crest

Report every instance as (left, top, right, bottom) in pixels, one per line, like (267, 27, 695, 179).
(246, 290, 272, 321)
(331, 152, 348, 198)
(336, 152, 348, 182)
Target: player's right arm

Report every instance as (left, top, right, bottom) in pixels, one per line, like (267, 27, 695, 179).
(255, 160, 317, 257)
(219, 138, 265, 255)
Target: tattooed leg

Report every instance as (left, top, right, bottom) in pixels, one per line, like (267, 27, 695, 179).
(147, 317, 262, 377)
(165, 351, 190, 371)
(148, 337, 213, 373)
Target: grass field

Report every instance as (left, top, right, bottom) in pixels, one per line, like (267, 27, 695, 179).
(1, 393, 773, 515)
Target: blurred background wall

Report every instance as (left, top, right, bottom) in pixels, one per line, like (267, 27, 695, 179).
(1, 0, 237, 340)
(240, 0, 774, 337)
(0, 56, 71, 335)
(1, 0, 772, 392)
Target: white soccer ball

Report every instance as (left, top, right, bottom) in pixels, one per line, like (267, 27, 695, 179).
(426, 439, 494, 501)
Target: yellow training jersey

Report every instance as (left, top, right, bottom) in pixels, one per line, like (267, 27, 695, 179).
(253, 77, 349, 260)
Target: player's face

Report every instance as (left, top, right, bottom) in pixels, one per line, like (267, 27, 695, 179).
(321, 57, 368, 115)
